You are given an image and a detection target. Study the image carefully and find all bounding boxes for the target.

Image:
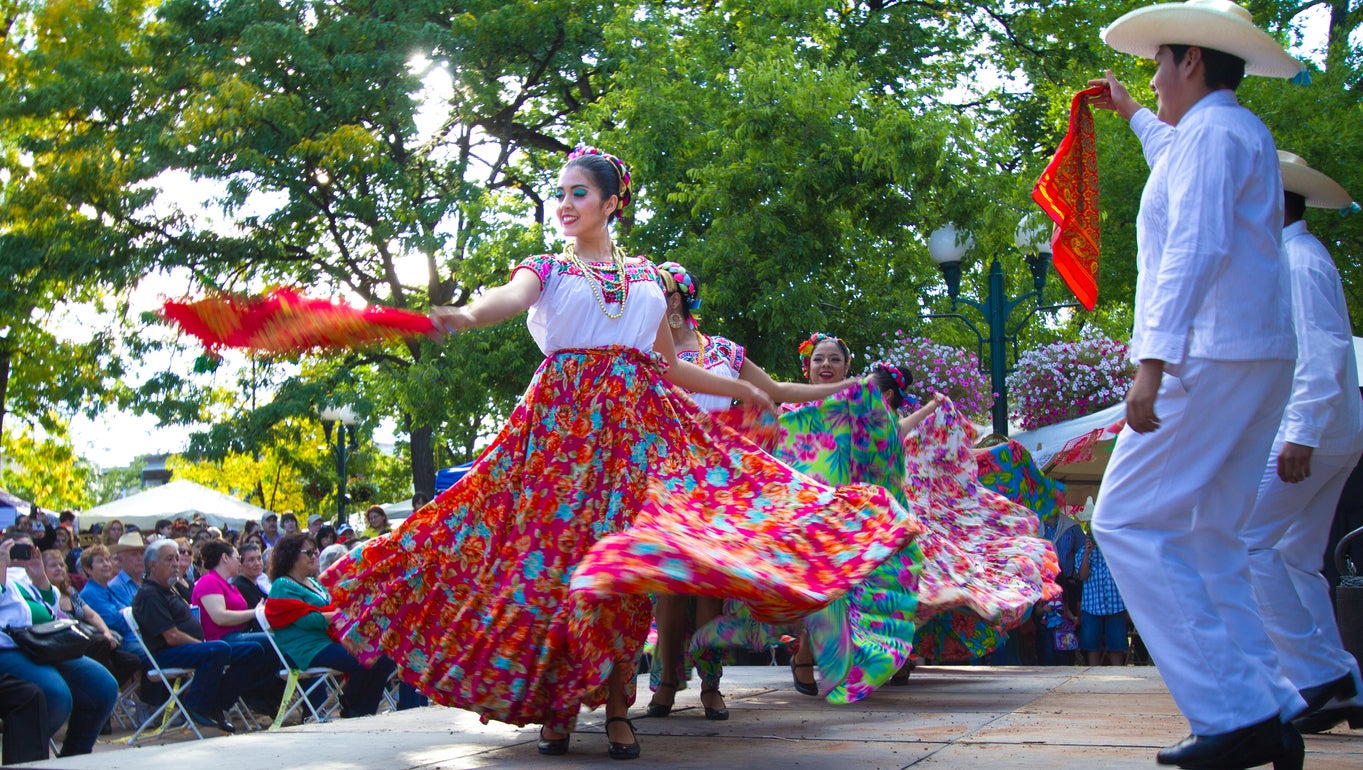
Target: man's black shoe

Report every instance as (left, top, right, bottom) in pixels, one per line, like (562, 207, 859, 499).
(1155, 715, 1300, 769)
(1293, 703, 1363, 734)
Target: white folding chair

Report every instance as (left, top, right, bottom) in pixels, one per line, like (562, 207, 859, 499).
(118, 607, 205, 744)
(254, 603, 343, 728)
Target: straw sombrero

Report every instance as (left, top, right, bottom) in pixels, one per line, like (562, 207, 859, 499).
(1102, 0, 1302, 79)
(1279, 151, 1352, 209)
(108, 532, 147, 555)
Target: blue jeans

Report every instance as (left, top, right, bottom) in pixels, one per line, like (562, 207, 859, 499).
(152, 639, 271, 716)
(0, 650, 117, 756)
(309, 643, 396, 717)
(1079, 611, 1129, 652)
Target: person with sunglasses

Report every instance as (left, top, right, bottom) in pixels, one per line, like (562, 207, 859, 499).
(266, 533, 395, 717)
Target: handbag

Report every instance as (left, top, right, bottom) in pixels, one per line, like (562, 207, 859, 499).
(5, 619, 102, 665)
(1052, 619, 1079, 652)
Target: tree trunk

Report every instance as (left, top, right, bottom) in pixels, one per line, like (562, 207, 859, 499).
(410, 421, 436, 500)
(0, 345, 10, 444)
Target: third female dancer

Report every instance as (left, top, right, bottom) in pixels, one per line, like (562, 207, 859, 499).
(645, 262, 856, 721)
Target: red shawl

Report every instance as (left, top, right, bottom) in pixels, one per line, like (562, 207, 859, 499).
(264, 597, 340, 643)
(161, 288, 436, 354)
(1032, 85, 1107, 311)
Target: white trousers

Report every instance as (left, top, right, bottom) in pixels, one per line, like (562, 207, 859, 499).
(1093, 357, 1304, 734)
(1246, 441, 1363, 699)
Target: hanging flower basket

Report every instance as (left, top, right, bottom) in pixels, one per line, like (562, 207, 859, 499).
(870, 332, 995, 420)
(1007, 329, 1134, 431)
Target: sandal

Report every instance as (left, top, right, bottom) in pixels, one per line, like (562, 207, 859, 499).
(605, 716, 641, 760)
(644, 681, 677, 718)
(790, 661, 819, 697)
(537, 726, 570, 756)
(700, 687, 729, 721)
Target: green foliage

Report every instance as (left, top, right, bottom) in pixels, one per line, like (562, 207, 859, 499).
(1, 423, 98, 510)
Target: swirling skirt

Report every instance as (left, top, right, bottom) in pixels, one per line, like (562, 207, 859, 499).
(322, 347, 917, 730)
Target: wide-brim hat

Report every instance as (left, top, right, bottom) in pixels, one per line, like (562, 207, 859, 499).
(108, 532, 147, 555)
(1279, 151, 1352, 209)
(1102, 0, 1302, 79)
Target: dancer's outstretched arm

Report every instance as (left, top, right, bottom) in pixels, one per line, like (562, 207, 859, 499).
(429, 270, 542, 333)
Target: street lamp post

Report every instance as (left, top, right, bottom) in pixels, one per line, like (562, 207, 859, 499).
(925, 219, 1075, 436)
(319, 404, 359, 530)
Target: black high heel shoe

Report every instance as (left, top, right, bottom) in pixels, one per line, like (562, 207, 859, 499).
(605, 716, 641, 760)
(790, 661, 818, 697)
(644, 681, 677, 718)
(537, 726, 570, 756)
(700, 687, 729, 721)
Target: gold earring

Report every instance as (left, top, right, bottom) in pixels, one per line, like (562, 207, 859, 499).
(668, 313, 684, 329)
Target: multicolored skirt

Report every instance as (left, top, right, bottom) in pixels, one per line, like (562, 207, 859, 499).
(322, 346, 918, 730)
(902, 399, 1061, 661)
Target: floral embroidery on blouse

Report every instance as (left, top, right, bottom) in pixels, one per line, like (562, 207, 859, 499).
(513, 254, 665, 303)
(677, 334, 746, 373)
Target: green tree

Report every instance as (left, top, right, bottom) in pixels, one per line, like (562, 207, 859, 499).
(1, 423, 98, 510)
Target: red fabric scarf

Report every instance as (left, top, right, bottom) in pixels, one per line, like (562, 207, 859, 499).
(161, 288, 436, 354)
(1032, 85, 1107, 311)
(264, 597, 340, 643)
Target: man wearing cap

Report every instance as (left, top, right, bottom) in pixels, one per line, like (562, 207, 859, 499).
(307, 514, 323, 537)
(260, 512, 281, 548)
(1244, 152, 1363, 734)
(1087, 1, 1307, 767)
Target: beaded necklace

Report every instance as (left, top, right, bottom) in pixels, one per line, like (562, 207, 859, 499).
(563, 242, 631, 320)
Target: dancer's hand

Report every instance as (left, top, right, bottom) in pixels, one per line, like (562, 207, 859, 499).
(1277, 442, 1313, 484)
(429, 306, 472, 336)
(1125, 359, 1163, 434)
(1086, 71, 1141, 120)
(735, 381, 775, 413)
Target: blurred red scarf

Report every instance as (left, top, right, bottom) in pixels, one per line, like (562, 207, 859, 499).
(1032, 85, 1107, 311)
(265, 597, 340, 642)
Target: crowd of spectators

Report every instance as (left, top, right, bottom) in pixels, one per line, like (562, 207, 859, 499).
(0, 502, 419, 765)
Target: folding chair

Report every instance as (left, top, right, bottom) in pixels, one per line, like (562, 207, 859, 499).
(110, 674, 142, 731)
(254, 603, 343, 728)
(118, 607, 205, 744)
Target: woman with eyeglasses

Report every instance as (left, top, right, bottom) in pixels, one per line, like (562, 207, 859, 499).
(266, 533, 395, 717)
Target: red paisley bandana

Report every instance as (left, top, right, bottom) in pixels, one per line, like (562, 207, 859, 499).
(1032, 85, 1107, 312)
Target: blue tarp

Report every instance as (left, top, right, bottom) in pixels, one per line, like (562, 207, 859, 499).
(435, 462, 475, 493)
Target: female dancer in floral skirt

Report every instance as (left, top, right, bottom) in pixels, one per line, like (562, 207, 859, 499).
(320, 147, 919, 760)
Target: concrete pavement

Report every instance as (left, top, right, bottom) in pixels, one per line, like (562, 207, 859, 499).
(22, 666, 1363, 769)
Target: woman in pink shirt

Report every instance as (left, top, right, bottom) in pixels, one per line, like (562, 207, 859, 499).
(191, 540, 263, 642)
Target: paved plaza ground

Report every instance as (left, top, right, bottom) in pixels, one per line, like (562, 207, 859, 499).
(19, 665, 1363, 769)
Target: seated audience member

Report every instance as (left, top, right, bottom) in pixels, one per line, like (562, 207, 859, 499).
(279, 512, 300, 536)
(44, 549, 141, 687)
(78, 545, 150, 663)
(316, 525, 337, 550)
(101, 520, 127, 547)
(307, 514, 324, 537)
(267, 533, 396, 717)
(318, 543, 349, 572)
(132, 540, 272, 733)
(0, 536, 118, 757)
(171, 537, 195, 602)
(360, 505, 391, 539)
(193, 541, 265, 642)
(0, 672, 48, 765)
(233, 543, 270, 607)
(51, 525, 81, 581)
(336, 524, 356, 545)
(107, 533, 146, 607)
(259, 513, 281, 548)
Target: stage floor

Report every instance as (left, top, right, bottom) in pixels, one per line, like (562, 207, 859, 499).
(24, 665, 1363, 769)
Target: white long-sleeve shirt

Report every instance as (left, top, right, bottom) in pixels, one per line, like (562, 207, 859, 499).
(0, 578, 35, 650)
(1128, 90, 1295, 365)
(1278, 220, 1363, 455)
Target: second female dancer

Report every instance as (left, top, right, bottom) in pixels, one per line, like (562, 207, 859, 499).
(321, 146, 921, 760)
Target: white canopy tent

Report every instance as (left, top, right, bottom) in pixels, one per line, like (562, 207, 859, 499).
(81, 479, 272, 531)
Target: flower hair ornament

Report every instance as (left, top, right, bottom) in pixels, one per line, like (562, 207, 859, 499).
(567, 143, 632, 217)
(656, 261, 702, 329)
(868, 360, 914, 414)
(798, 332, 852, 377)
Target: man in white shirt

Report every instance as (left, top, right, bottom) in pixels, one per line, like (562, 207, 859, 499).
(1245, 152, 1363, 734)
(1087, 2, 1307, 767)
